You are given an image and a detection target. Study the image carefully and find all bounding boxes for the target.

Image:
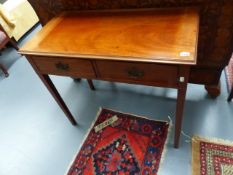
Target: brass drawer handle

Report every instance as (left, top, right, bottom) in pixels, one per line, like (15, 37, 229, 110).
(127, 67, 144, 78)
(55, 62, 69, 71)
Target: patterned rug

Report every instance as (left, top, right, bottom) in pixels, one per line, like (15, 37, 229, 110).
(66, 108, 169, 175)
(192, 136, 233, 175)
(225, 55, 233, 92)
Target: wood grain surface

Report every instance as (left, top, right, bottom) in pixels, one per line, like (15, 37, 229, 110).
(20, 8, 199, 65)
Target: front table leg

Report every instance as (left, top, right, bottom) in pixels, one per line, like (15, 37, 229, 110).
(27, 57, 77, 125)
(41, 75, 77, 125)
(174, 66, 190, 148)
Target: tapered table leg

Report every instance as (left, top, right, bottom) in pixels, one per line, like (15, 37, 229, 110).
(87, 79, 95, 90)
(9, 38, 19, 50)
(73, 78, 95, 90)
(0, 64, 9, 77)
(73, 78, 81, 82)
(227, 85, 233, 101)
(41, 75, 77, 125)
(174, 66, 190, 148)
(27, 57, 77, 125)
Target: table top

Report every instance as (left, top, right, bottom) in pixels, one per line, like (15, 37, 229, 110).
(20, 8, 199, 65)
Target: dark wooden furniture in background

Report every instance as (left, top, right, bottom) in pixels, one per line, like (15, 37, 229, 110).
(20, 9, 199, 148)
(27, 0, 233, 97)
(0, 24, 18, 77)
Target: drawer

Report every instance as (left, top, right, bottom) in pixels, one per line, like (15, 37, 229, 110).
(31, 56, 96, 78)
(96, 60, 178, 87)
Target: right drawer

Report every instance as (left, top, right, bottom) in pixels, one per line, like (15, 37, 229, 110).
(95, 60, 179, 87)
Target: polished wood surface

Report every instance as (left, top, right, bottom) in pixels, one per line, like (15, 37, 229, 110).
(20, 8, 198, 65)
(28, 0, 233, 97)
(20, 9, 199, 148)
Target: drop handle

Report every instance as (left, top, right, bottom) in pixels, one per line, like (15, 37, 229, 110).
(55, 62, 69, 71)
(127, 68, 144, 78)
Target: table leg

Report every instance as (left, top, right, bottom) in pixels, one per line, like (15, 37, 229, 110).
(73, 78, 81, 82)
(41, 75, 77, 125)
(174, 66, 190, 148)
(87, 79, 95, 90)
(227, 85, 233, 101)
(73, 78, 95, 90)
(27, 57, 77, 125)
(0, 63, 9, 77)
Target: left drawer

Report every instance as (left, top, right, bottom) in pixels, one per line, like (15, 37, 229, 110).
(31, 56, 96, 78)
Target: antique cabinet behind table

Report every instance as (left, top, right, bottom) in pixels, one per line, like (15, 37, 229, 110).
(28, 0, 233, 97)
(19, 8, 199, 148)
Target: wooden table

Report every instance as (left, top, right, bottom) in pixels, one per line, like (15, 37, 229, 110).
(19, 8, 199, 148)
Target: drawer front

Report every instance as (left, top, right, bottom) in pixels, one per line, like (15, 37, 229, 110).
(96, 60, 178, 87)
(31, 56, 96, 78)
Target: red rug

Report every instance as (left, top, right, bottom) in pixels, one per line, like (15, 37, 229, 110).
(192, 136, 233, 175)
(66, 108, 169, 175)
(225, 55, 233, 92)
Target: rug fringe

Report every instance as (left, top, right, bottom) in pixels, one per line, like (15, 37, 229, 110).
(64, 107, 103, 175)
(157, 116, 173, 175)
(192, 135, 233, 146)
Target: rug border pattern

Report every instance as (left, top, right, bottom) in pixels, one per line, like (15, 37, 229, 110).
(192, 135, 233, 175)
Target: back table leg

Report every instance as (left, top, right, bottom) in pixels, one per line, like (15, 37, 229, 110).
(228, 86, 233, 101)
(87, 79, 95, 90)
(0, 64, 9, 77)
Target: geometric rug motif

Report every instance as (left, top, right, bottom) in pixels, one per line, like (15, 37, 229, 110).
(66, 108, 169, 175)
(192, 136, 233, 175)
(93, 135, 140, 174)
